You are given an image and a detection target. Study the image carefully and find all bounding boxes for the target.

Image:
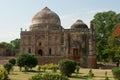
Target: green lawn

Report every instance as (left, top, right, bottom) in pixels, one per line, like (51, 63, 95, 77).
(8, 66, 114, 80)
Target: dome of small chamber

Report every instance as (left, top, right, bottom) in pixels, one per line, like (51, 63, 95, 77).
(71, 20, 88, 29)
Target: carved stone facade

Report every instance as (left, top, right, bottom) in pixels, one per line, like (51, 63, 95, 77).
(20, 7, 96, 68)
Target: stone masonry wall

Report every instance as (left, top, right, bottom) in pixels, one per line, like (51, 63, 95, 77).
(36, 56, 65, 65)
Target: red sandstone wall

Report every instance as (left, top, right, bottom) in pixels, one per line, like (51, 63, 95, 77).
(88, 55, 97, 68)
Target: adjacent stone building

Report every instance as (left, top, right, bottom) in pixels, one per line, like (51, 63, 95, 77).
(0, 44, 17, 56)
(0, 44, 6, 56)
(20, 7, 96, 68)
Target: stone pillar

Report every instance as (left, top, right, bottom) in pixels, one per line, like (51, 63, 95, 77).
(64, 32, 70, 58)
(88, 44, 96, 68)
(88, 23, 97, 68)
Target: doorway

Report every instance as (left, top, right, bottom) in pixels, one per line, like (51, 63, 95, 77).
(38, 49, 43, 56)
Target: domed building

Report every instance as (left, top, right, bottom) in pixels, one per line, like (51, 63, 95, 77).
(20, 7, 96, 68)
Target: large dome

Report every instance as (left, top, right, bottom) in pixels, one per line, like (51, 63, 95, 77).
(71, 20, 88, 29)
(31, 7, 61, 26)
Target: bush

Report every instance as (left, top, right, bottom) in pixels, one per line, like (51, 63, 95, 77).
(105, 71, 109, 80)
(40, 63, 58, 72)
(40, 65, 47, 72)
(51, 65, 58, 73)
(3, 63, 13, 74)
(17, 53, 38, 71)
(9, 58, 16, 66)
(105, 76, 109, 80)
(112, 67, 120, 80)
(76, 65, 80, 73)
(59, 59, 76, 77)
(0, 67, 9, 80)
(87, 69, 94, 79)
(29, 74, 42, 80)
(37, 65, 41, 72)
(47, 63, 58, 72)
(29, 73, 69, 80)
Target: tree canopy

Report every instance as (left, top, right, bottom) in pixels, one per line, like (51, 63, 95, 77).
(0, 38, 20, 49)
(92, 11, 120, 62)
(17, 53, 38, 71)
(0, 42, 13, 49)
(108, 24, 120, 62)
(10, 38, 20, 49)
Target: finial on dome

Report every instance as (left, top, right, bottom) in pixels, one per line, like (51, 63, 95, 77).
(42, 6, 51, 11)
(45, 6, 48, 8)
(76, 19, 83, 24)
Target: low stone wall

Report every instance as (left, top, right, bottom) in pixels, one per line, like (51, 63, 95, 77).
(36, 56, 65, 65)
(0, 56, 16, 65)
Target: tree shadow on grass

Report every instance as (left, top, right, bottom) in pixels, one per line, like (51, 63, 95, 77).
(10, 73, 18, 75)
(22, 70, 38, 73)
(70, 75, 88, 79)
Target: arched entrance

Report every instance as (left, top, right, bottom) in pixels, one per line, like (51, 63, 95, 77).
(38, 49, 43, 56)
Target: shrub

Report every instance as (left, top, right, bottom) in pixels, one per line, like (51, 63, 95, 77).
(3, 63, 13, 74)
(0, 67, 9, 80)
(59, 59, 76, 77)
(76, 65, 80, 73)
(39, 63, 58, 72)
(87, 69, 94, 79)
(48, 63, 58, 69)
(105, 76, 109, 80)
(112, 67, 120, 80)
(48, 63, 58, 72)
(51, 65, 58, 73)
(17, 53, 38, 71)
(29, 73, 69, 80)
(9, 58, 16, 66)
(41, 65, 47, 72)
(29, 74, 42, 80)
(105, 71, 109, 80)
(37, 65, 41, 72)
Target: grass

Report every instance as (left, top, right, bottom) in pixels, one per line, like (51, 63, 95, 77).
(8, 66, 114, 80)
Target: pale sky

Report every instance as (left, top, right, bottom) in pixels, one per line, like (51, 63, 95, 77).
(0, 0, 120, 42)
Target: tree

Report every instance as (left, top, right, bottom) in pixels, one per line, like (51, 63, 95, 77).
(108, 24, 120, 65)
(92, 11, 120, 61)
(10, 38, 20, 49)
(0, 42, 13, 49)
(17, 53, 38, 71)
(3, 63, 13, 74)
(0, 38, 20, 50)
(9, 58, 16, 66)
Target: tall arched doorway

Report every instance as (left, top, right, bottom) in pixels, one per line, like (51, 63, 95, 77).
(38, 49, 43, 56)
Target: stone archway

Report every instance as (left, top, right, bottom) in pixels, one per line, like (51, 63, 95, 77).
(38, 49, 43, 56)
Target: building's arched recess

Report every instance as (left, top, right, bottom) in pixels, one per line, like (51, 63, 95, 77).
(38, 49, 43, 56)
(49, 48, 51, 56)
